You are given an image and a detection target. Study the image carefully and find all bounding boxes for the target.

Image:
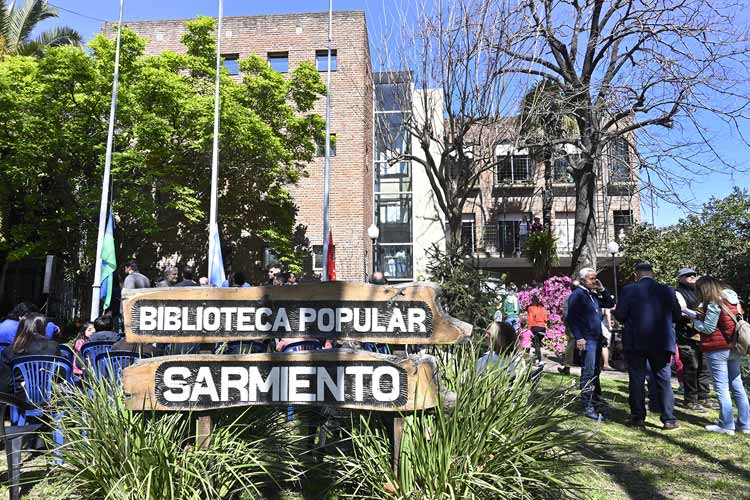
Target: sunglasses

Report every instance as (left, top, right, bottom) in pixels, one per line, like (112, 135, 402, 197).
(683, 273, 697, 278)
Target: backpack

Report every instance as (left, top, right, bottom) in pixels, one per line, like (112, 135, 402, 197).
(719, 303, 750, 356)
(493, 310, 503, 323)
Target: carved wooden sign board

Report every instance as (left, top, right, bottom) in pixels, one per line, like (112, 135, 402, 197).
(121, 282, 470, 412)
(123, 350, 439, 412)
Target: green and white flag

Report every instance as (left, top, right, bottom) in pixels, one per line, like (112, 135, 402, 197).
(100, 211, 116, 310)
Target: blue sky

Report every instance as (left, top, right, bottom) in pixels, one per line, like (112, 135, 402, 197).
(44, 1, 748, 227)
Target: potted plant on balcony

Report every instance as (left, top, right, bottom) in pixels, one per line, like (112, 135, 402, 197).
(524, 231, 559, 279)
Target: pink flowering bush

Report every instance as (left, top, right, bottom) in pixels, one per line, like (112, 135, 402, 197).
(518, 275, 572, 355)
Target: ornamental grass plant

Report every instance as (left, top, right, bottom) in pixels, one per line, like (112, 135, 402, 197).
(42, 377, 303, 500)
(332, 344, 590, 499)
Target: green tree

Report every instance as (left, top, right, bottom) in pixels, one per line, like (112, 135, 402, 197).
(0, 18, 326, 291)
(620, 188, 750, 301)
(0, 0, 82, 57)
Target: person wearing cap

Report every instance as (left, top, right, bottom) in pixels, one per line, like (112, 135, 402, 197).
(614, 263, 682, 430)
(566, 268, 615, 420)
(675, 268, 713, 411)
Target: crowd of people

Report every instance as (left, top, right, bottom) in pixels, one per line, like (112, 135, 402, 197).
(486, 263, 749, 435)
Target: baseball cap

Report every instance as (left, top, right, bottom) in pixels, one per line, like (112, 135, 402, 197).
(634, 262, 653, 272)
(677, 267, 697, 278)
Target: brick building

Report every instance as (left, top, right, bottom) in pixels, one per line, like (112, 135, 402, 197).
(109, 11, 374, 281)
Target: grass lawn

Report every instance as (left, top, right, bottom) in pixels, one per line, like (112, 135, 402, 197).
(4, 372, 750, 499)
(542, 372, 750, 500)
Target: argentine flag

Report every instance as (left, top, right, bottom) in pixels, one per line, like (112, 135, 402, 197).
(208, 223, 226, 287)
(100, 211, 116, 310)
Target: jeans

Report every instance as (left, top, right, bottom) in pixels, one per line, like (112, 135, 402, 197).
(704, 349, 750, 431)
(626, 351, 676, 423)
(580, 338, 602, 411)
(677, 342, 711, 403)
(530, 326, 546, 363)
(505, 316, 520, 332)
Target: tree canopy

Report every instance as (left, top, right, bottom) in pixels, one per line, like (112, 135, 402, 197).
(620, 188, 750, 302)
(0, 16, 327, 283)
(0, 0, 82, 57)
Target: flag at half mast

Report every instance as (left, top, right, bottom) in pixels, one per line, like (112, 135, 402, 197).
(100, 210, 116, 310)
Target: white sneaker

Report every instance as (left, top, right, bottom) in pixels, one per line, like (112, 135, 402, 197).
(739, 428, 750, 434)
(705, 425, 735, 436)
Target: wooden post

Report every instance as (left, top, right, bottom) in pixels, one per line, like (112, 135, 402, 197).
(391, 416, 403, 475)
(196, 343, 213, 448)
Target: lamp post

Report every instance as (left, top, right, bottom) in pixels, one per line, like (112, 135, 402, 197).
(368, 224, 380, 276)
(607, 240, 620, 302)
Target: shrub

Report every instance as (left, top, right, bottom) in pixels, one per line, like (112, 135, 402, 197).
(333, 345, 588, 499)
(518, 276, 572, 354)
(426, 242, 499, 329)
(44, 378, 303, 499)
(524, 231, 559, 279)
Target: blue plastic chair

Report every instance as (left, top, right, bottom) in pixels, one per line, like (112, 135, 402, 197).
(58, 344, 74, 366)
(224, 341, 266, 354)
(0, 342, 10, 357)
(283, 340, 322, 353)
(80, 341, 115, 378)
(362, 343, 391, 355)
(95, 351, 139, 383)
(10, 355, 72, 449)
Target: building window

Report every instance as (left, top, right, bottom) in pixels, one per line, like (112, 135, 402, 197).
(461, 214, 476, 254)
(376, 112, 410, 161)
(316, 49, 337, 71)
(376, 193, 412, 244)
(222, 53, 240, 75)
(315, 134, 336, 157)
(377, 245, 413, 280)
(312, 245, 334, 271)
(496, 154, 531, 183)
(375, 161, 411, 193)
(553, 156, 575, 183)
(267, 52, 289, 73)
(613, 210, 633, 241)
(609, 137, 631, 181)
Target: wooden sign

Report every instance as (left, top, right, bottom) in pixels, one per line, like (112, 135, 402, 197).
(123, 350, 439, 412)
(122, 282, 472, 344)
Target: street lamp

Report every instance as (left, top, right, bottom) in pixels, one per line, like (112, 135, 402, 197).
(607, 240, 620, 302)
(367, 224, 380, 276)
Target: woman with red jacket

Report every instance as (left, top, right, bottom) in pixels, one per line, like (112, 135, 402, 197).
(693, 276, 749, 435)
(526, 295, 548, 365)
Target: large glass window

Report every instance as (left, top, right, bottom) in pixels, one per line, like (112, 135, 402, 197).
(375, 82, 410, 112)
(316, 50, 337, 71)
(376, 113, 410, 161)
(496, 154, 531, 183)
(376, 161, 411, 193)
(267, 52, 288, 73)
(377, 245, 413, 280)
(376, 194, 412, 244)
(609, 137, 631, 181)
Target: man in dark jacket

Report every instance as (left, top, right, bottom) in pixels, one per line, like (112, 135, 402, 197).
(674, 268, 712, 411)
(614, 263, 682, 430)
(566, 268, 615, 420)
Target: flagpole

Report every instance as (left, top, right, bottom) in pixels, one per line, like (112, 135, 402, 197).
(90, 0, 125, 321)
(321, 0, 333, 282)
(208, 0, 223, 283)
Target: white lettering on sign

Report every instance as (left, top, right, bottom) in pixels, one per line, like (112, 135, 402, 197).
(137, 304, 430, 336)
(159, 364, 403, 405)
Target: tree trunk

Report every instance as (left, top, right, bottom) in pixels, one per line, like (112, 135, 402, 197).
(570, 167, 597, 274)
(542, 155, 553, 233)
(447, 209, 463, 249)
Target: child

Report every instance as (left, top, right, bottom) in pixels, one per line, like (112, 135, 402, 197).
(73, 321, 95, 377)
(527, 295, 548, 365)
